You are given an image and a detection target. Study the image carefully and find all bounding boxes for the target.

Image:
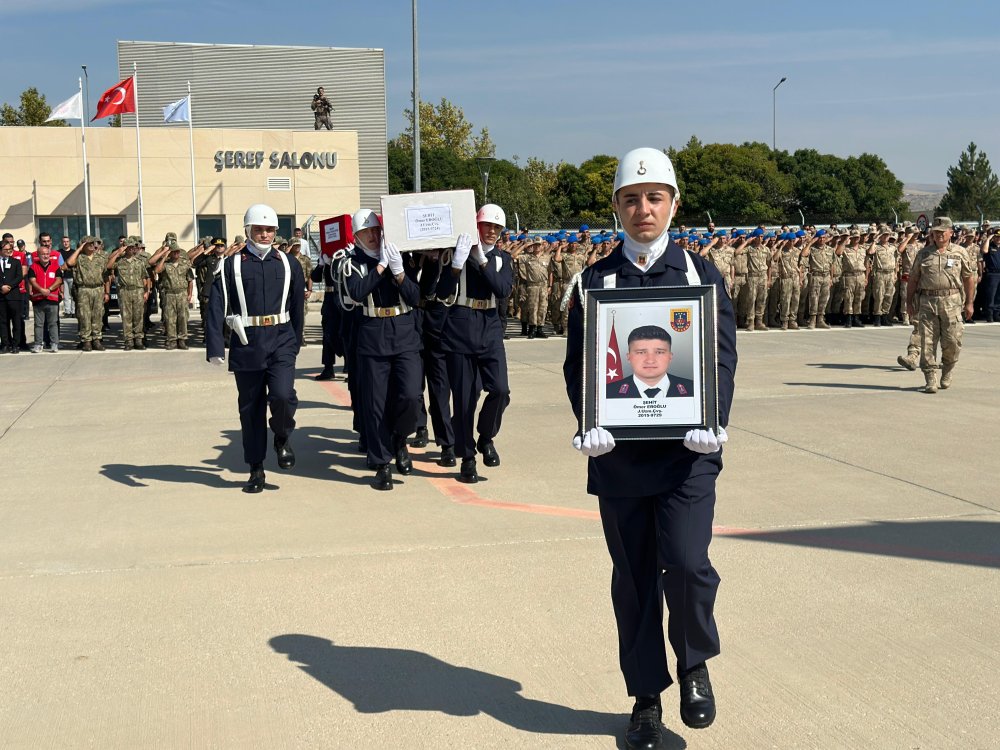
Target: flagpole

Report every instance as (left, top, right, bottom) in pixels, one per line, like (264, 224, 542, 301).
(79, 77, 91, 236)
(187, 82, 198, 244)
(133, 62, 145, 240)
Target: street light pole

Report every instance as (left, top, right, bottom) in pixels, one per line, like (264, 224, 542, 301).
(476, 157, 495, 204)
(81, 64, 92, 234)
(412, 0, 421, 193)
(772, 76, 787, 151)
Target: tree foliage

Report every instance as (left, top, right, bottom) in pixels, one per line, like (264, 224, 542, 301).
(1, 87, 67, 127)
(390, 97, 495, 159)
(937, 142, 1000, 220)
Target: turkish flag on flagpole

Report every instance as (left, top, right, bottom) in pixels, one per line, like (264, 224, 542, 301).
(92, 76, 136, 121)
(606, 317, 623, 384)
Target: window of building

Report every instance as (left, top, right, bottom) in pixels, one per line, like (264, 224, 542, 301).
(197, 216, 226, 244)
(36, 216, 126, 253)
(277, 216, 296, 242)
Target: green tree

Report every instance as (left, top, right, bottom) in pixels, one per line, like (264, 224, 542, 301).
(937, 142, 1000, 220)
(1, 87, 68, 126)
(839, 153, 907, 223)
(391, 97, 495, 160)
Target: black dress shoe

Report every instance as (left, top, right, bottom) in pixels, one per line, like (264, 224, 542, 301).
(409, 427, 429, 448)
(679, 662, 716, 729)
(625, 696, 663, 750)
(534, 326, 548, 339)
(393, 435, 413, 475)
(243, 464, 265, 494)
(274, 437, 295, 470)
(314, 368, 334, 381)
(458, 457, 479, 484)
(477, 438, 501, 467)
(372, 464, 393, 491)
(853, 315, 865, 328)
(438, 445, 457, 467)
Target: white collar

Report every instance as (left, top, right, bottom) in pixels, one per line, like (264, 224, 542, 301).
(247, 244, 271, 260)
(632, 373, 672, 397)
(621, 226, 672, 273)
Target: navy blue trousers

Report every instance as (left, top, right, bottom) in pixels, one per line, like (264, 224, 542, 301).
(445, 348, 510, 460)
(320, 298, 343, 368)
(421, 336, 454, 447)
(598, 474, 721, 697)
(360, 351, 423, 466)
(983, 273, 1000, 320)
(233, 354, 298, 466)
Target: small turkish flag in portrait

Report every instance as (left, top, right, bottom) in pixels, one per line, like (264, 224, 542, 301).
(92, 77, 136, 121)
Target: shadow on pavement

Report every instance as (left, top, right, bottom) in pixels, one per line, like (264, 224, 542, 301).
(733, 519, 1000, 569)
(268, 634, 686, 749)
(806, 363, 901, 371)
(99, 463, 244, 489)
(784, 381, 918, 392)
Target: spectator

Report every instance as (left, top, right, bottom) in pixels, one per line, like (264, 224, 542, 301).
(27, 240, 63, 352)
(1, 238, 25, 353)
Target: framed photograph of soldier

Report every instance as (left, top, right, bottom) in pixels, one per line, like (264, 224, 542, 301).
(581, 285, 720, 440)
(380, 189, 478, 253)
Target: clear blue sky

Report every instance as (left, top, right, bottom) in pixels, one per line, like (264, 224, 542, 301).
(4, 0, 999, 186)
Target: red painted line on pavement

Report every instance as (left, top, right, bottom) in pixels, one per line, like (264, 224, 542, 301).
(316, 378, 352, 407)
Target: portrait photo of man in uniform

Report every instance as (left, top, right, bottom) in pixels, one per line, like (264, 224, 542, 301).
(606, 324, 694, 399)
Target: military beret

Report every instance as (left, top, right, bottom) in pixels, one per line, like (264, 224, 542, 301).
(616, 232, 625, 240)
(765, 232, 776, 239)
(699, 239, 710, 246)
(517, 233, 527, 241)
(579, 224, 589, 231)
(816, 229, 827, 237)
(714, 230, 727, 237)
(734, 229, 746, 237)
(795, 230, 806, 238)
(750, 228, 764, 238)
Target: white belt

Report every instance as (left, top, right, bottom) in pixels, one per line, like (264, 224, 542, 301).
(456, 298, 496, 310)
(242, 312, 291, 327)
(362, 306, 409, 318)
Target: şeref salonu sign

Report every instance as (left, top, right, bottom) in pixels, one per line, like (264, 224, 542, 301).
(214, 150, 338, 172)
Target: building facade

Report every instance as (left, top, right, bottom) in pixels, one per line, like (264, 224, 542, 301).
(0, 126, 360, 248)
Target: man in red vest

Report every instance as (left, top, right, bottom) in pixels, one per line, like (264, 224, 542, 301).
(27, 240, 64, 352)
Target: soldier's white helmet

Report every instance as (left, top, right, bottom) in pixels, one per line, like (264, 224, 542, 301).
(476, 204, 506, 227)
(613, 148, 680, 200)
(352, 209, 381, 233)
(243, 203, 279, 229)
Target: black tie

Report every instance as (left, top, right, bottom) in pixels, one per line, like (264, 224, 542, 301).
(644, 388, 660, 397)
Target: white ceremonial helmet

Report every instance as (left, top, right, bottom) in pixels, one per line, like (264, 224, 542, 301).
(351, 209, 381, 233)
(476, 204, 506, 227)
(243, 203, 279, 230)
(612, 148, 680, 200)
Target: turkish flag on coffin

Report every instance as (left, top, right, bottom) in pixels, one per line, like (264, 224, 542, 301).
(92, 77, 136, 121)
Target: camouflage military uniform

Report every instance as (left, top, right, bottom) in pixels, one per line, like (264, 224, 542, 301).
(112, 249, 150, 347)
(520, 250, 550, 329)
(159, 254, 191, 348)
(731, 248, 748, 326)
(870, 240, 897, 323)
(744, 244, 771, 330)
(911, 241, 975, 391)
(74, 249, 109, 344)
(548, 253, 567, 335)
(829, 243, 845, 320)
(708, 244, 734, 296)
(840, 240, 868, 320)
(806, 241, 834, 328)
(293, 250, 313, 327)
(777, 245, 802, 329)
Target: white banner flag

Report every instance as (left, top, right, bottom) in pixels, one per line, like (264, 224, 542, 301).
(162, 96, 191, 123)
(46, 91, 83, 122)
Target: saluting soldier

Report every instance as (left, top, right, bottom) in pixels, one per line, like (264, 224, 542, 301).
(870, 229, 898, 326)
(563, 148, 737, 749)
(906, 216, 976, 393)
(801, 230, 834, 329)
(288, 238, 313, 347)
(106, 236, 151, 350)
(777, 232, 805, 330)
(435, 204, 514, 484)
(65, 236, 109, 351)
(344, 209, 424, 491)
(837, 229, 868, 327)
(520, 241, 551, 339)
(205, 203, 305, 493)
(151, 240, 193, 350)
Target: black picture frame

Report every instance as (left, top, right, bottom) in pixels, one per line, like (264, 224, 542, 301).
(581, 285, 719, 440)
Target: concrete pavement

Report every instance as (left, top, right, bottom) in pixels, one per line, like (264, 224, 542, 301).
(0, 320, 998, 749)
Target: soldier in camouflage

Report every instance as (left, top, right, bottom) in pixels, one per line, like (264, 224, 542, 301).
(106, 236, 151, 350)
(288, 238, 313, 347)
(151, 240, 193, 350)
(66, 236, 109, 351)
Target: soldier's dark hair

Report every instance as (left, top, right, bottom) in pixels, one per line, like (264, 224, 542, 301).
(628, 325, 672, 348)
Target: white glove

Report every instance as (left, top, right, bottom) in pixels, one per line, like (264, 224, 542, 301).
(683, 426, 728, 454)
(209, 356, 224, 366)
(451, 233, 473, 269)
(378, 242, 389, 269)
(572, 427, 616, 457)
(385, 242, 404, 276)
(472, 244, 488, 266)
(318, 253, 330, 266)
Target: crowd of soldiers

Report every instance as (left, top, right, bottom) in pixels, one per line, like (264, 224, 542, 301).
(0, 230, 314, 353)
(491, 220, 1000, 338)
